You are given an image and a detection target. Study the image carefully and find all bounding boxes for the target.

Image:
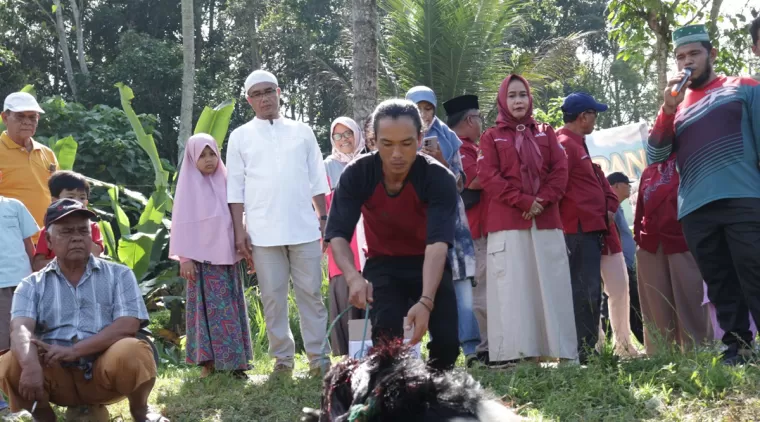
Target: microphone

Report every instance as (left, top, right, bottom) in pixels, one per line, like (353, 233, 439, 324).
(670, 68, 693, 97)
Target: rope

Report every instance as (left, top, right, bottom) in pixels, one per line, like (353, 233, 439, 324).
(319, 302, 376, 421)
(319, 302, 372, 376)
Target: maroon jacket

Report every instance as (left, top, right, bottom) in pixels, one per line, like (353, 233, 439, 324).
(478, 124, 568, 232)
(460, 136, 487, 240)
(634, 157, 690, 254)
(557, 127, 618, 234)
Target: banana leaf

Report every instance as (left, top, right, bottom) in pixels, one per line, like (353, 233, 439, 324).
(193, 99, 236, 150)
(50, 136, 78, 170)
(98, 220, 117, 258)
(114, 82, 169, 190)
(106, 186, 131, 238)
(118, 189, 171, 280)
(118, 232, 159, 280)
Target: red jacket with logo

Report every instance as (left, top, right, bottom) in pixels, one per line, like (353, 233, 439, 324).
(557, 127, 618, 234)
(478, 123, 568, 232)
(459, 136, 487, 239)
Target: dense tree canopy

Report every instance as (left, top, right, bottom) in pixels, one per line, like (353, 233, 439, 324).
(1, 0, 756, 173)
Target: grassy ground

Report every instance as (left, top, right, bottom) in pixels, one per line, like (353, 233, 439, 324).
(42, 344, 760, 422)
(13, 277, 760, 421)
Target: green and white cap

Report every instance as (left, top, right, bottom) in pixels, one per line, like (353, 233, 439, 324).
(672, 24, 710, 49)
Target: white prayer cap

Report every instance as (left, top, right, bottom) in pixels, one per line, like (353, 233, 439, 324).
(244, 70, 279, 93)
(3, 92, 45, 113)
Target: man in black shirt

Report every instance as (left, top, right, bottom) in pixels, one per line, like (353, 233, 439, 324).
(325, 99, 460, 370)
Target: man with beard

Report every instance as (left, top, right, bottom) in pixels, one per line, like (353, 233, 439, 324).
(647, 24, 760, 365)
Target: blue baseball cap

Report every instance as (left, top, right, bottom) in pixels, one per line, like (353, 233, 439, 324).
(561, 93, 608, 115)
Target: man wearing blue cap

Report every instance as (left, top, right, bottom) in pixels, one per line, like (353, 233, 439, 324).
(557, 92, 619, 363)
(647, 24, 760, 365)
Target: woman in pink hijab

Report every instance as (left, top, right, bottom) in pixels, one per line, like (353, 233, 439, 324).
(170, 133, 252, 378)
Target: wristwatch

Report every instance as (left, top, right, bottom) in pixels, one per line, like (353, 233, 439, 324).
(320, 215, 328, 221)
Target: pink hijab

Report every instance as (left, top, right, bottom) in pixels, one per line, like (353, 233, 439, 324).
(169, 133, 240, 265)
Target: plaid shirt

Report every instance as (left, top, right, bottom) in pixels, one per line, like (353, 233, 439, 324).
(11, 256, 149, 346)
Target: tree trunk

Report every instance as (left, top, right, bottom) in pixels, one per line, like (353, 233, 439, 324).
(68, 0, 88, 76)
(707, 0, 724, 43)
(194, 0, 204, 69)
(178, 0, 196, 164)
(351, 0, 378, 129)
(647, 11, 671, 95)
(53, 0, 79, 101)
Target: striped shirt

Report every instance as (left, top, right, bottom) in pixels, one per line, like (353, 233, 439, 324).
(647, 76, 760, 219)
(11, 256, 149, 346)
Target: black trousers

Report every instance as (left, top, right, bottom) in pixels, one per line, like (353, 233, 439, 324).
(565, 231, 603, 363)
(681, 198, 760, 347)
(601, 263, 644, 345)
(363, 256, 459, 370)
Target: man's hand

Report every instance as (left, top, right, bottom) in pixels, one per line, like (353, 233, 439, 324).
(663, 71, 691, 114)
(320, 219, 327, 254)
(346, 275, 373, 309)
(179, 260, 196, 282)
(18, 364, 44, 402)
(405, 303, 431, 345)
(608, 211, 616, 226)
(31, 339, 78, 366)
(235, 230, 253, 263)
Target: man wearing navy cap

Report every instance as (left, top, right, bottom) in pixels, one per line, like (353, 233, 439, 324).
(557, 93, 619, 363)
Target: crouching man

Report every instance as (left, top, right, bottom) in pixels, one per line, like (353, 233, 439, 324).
(0, 199, 161, 422)
(325, 99, 460, 370)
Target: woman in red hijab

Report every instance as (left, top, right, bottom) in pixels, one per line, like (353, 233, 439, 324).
(477, 75, 578, 363)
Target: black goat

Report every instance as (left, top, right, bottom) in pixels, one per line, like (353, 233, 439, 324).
(302, 341, 523, 422)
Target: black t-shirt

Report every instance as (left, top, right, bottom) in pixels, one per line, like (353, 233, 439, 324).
(325, 152, 457, 258)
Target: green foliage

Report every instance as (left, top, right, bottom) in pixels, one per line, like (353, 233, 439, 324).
(33, 97, 164, 194)
(49, 136, 78, 170)
(381, 0, 521, 113)
(534, 97, 565, 128)
(194, 100, 236, 150)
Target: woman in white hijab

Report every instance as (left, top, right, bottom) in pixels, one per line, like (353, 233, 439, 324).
(324, 116, 367, 356)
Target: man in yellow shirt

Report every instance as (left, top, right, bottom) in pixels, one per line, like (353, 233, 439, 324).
(0, 92, 57, 243)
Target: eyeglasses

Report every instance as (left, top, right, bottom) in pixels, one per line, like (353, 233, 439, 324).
(248, 88, 277, 101)
(468, 113, 484, 124)
(332, 131, 354, 142)
(11, 113, 40, 124)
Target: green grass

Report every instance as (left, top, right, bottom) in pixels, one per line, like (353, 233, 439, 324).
(56, 346, 760, 422)
(19, 270, 760, 421)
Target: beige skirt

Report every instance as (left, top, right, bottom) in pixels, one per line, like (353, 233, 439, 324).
(487, 223, 578, 361)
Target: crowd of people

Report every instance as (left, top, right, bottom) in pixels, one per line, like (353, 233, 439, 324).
(0, 20, 759, 421)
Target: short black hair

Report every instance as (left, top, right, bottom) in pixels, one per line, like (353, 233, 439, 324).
(372, 99, 422, 137)
(751, 15, 760, 46)
(48, 170, 90, 198)
(563, 112, 580, 123)
(446, 109, 477, 129)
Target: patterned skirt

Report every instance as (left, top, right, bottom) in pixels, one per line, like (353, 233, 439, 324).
(185, 263, 253, 370)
